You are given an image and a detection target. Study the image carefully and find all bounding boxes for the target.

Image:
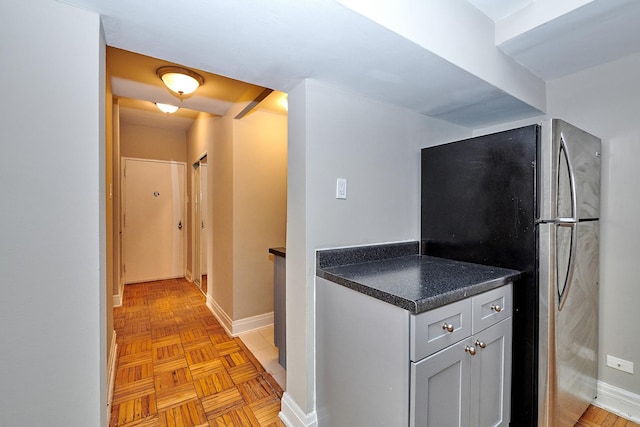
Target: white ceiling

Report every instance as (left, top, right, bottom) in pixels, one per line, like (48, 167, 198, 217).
(467, 0, 533, 21)
(59, 0, 640, 129)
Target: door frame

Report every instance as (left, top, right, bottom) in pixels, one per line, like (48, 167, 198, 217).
(191, 153, 208, 293)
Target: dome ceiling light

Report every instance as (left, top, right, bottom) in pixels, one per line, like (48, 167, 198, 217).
(156, 66, 204, 97)
(155, 103, 179, 114)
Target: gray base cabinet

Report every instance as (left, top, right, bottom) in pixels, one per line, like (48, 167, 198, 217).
(410, 318, 512, 427)
(411, 285, 513, 427)
(317, 277, 512, 427)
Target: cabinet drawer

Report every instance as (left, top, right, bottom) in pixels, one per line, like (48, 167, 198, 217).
(472, 284, 512, 334)
(411, 298, 472, 362)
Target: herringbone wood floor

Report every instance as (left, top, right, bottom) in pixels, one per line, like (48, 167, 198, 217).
(110, 278, 285, 427)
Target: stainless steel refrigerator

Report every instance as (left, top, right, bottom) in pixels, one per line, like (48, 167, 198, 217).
(420, 119, 600, 427)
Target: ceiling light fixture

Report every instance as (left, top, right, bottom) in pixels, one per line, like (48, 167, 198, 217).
(155, 103, 179, 114)
(156, 66, 204, 97)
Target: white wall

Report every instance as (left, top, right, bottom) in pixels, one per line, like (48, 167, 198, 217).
(546, 53, 640, 397)
(0, 0, 106, 426)
(473, 51, 640, 415)
(283, 79, 469, 424)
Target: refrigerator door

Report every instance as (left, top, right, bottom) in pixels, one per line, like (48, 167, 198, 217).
(539, 221, 599, 427)
(539, 119, 601, 222)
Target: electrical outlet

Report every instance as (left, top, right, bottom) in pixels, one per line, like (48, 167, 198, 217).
(336, 178, 347, 199)
(607, 355, 634, 374)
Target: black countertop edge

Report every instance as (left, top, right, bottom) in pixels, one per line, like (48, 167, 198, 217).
(316, 241, 419, 270)
(315, 243, 521, 315)
(269, 247, 286, 258)
(317, 269, 419, 312)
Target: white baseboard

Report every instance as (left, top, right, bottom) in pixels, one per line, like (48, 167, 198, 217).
(206, 295, 233, 335)
(106, 330, 118, 423)
(232, 312, 274, 336)
(113, 293, 122, 307)
(595, 380, 640, 423)
(205, 295, 274, 337)
(279, 392, 318, 427)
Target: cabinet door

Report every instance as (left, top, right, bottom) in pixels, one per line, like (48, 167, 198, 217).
(411, 340, 471, 427)
(470, 318, 512, 427)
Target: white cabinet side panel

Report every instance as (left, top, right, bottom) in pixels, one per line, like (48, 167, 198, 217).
(316, 277, 410, 426)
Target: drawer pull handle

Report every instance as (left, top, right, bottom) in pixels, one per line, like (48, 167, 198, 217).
(475, 340, 486, 349)
(491, 304, 502, 313)
(465, 346, 476, 356)
(442, 323, 455, 333)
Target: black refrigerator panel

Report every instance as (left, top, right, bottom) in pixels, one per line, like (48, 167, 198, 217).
(421, 124, 540, 427)
(421, 125, 538, 271)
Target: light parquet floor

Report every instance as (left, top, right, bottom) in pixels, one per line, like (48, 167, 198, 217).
(576, 405, 640, 427)
(110, 278, 285, 427)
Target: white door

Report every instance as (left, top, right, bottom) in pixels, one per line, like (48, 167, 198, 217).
(122, 158, 185, 284)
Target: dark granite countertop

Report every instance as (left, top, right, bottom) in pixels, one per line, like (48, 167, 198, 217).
(316, 242, 520, 314)
(269, 247, 286, 258)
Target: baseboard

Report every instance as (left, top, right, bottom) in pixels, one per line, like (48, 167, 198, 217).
(205, 295, 274, 337)
(113, 293, 122, 307)
(232, 312, 274, 336)
(206, 295, 234, 336)
(185, 269, 193, 282)
(279, 392, 318, 427)
(106, 330, 118, 424)
(594, 380, 640, 422)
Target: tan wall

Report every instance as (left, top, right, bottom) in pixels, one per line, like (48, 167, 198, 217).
(186, 113, 216, 275)
(105, 61, 114, 367)
(210, 115, 235, 317)
(233, 110, 288, 319)
(113, 102, 122, 297)
(198, 107, 287, 323)
(120, 123, 187, 162)
(187, 112, 213, 164)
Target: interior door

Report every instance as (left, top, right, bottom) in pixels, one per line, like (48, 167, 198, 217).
(122, 158, 185, 284)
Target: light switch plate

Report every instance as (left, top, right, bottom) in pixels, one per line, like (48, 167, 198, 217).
(336, 178, 347, 199)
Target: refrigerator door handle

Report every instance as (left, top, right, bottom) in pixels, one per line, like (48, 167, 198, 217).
(557, 222, 578, 311)
(556, 132, 578, 223)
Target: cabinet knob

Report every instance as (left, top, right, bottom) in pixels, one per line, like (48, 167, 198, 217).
(475, 340, 486, 349)
(465, 346, 476, 356)
(490, 304, 502, 313)
(442, 323, 455, 333)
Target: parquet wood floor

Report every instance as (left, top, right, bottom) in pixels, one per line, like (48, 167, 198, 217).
(110, 278, 285, 427)
(110, 279, 639, 427)
(576, 405, 640, 427)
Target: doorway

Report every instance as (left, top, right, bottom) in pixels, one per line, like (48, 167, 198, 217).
(192, 155, 208, 294)
(121, 157, 186, 284)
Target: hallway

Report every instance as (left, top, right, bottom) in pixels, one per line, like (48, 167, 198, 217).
(110, 279, 285, 427)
